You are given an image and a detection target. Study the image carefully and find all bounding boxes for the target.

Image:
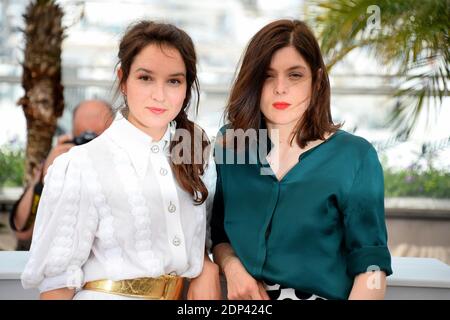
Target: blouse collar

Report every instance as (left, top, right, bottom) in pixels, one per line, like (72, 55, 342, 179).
(106, 116, 176, 179)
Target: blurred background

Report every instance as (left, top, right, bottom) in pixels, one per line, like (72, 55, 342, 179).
(0, 0, 449, 264)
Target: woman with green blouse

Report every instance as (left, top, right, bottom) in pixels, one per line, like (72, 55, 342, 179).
(211, 19, 392, 300)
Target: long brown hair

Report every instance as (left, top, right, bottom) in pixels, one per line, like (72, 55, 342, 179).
(226, 19, 341, 148)
(116, 21, 209, 204)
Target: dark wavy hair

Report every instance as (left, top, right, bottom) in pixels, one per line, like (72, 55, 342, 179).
(225, 19, 341, 148)
(116, 21, 209, 204)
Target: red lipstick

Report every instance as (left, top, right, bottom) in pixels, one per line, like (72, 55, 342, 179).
(147, 107, 167, 115)
(272, 102, 291, 110)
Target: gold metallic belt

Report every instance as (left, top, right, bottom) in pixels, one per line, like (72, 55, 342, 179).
(83, 275, 184, 299)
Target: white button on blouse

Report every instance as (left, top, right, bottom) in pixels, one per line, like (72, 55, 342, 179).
(21, 117, 216, 293)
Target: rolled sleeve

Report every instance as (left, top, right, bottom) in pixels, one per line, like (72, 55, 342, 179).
(342, 146, 393, 277)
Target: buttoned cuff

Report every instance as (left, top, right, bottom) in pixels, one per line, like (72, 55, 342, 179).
(38, 267, 84, 293)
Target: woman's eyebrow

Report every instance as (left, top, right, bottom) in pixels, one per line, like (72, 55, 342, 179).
(267, 65, 307, 72)
(168, 72, 186, 77)
(134, 68, 185, 77)
(135, 67, 152, 73)
(286, 65, 307, 71)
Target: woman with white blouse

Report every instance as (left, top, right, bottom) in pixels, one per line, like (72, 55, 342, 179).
(21, 21, 221, 300)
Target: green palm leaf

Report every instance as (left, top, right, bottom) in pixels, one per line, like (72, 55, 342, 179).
(312, 0, 449, 137)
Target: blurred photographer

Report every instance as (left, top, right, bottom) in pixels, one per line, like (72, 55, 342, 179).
(9, 99, 114, 250)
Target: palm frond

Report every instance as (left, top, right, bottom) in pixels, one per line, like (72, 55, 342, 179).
(311, 0, 449, 137)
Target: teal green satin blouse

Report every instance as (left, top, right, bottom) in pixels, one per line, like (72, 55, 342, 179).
(211, 127, 393, 300)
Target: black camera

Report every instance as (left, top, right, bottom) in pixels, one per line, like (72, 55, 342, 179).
(71, 131, 98, 145)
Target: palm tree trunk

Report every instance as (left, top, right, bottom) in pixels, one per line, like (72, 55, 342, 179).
(17, 0, 65, 185)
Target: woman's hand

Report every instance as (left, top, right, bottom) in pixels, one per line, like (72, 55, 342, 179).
(223, 256, 269, 300)
(187, 255, 222, 300)
(213, 243, 269, 300)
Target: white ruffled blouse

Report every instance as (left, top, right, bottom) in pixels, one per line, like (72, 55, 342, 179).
(21, 117, 216, 293)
